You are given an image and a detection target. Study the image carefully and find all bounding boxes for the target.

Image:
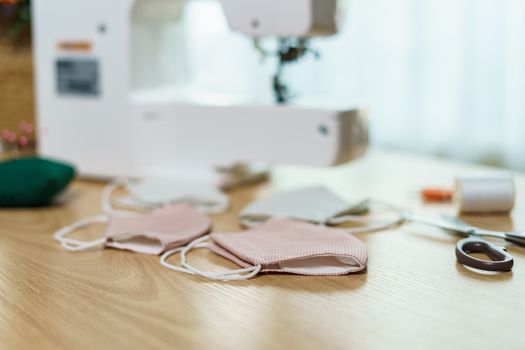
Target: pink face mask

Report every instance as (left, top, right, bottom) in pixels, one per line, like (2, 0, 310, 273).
(161, 218, 367, 280)
(54, 204, 211, 255)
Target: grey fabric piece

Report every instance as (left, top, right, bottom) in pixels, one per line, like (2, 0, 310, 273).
(239, 186, 369, 226)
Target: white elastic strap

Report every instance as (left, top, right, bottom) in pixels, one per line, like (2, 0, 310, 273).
(193, 200, 230, 214)
(105, 177, 229, 214)
(369, 199, 411, 213)
(101, 177, 129, 214)
(333, 216, 404, 234)
(327, 199, 406, 234)
(53, 215, 109, 251)
(162, 235, 261, 281)
(115, 196, 229, 215)
(160, 242, 210, 275)
(114, 196, 162, 211)
(242, 214, 403, 234)
(238, 217, 264, 229)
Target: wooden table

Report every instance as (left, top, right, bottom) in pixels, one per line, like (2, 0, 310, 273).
(1, 150, 524, 350)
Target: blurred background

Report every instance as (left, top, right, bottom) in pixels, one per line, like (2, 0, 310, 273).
(1, 0, 524, 168)
(0, 0, 32, 157)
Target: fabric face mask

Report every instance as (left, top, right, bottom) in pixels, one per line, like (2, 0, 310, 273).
(239, 186, 402, 233)
(160, 218, 368, 281)
(103, 177, 229, 214)
(54, 204, 211, 255)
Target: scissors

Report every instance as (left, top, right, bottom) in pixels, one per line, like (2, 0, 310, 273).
(403, 214, 525, 272)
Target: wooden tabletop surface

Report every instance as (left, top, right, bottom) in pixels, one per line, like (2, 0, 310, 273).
(0, 150, 524, 350)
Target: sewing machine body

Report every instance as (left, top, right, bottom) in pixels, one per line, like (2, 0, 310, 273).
(33, 0, 367, 178)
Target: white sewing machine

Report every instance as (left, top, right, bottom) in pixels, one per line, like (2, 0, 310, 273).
(32, 0, 367, 180)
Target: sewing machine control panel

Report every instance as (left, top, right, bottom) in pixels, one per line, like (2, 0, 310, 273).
(56, 58, 100, 96)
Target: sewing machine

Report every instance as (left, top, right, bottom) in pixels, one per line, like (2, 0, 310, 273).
(33, 0, 368, 180)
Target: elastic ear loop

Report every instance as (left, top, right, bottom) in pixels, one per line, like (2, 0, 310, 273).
(102, 177, 131, 214)
(160, 242, 210, 275)
(192, 198, 230, 214)
(103, 176, 166, 213)
(53, 215, 109, 251)
(114, 196, 230, 214)
(113, 196, 230, 214)
(162, 235, 261, 281)
(113, 196, 162, 211)
(238, 217, 264, 229)
(241, 210, 405, 234)
(326, 200, 406, 234)
(105, 178, 230, 214)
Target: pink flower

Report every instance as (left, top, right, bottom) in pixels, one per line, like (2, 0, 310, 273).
(19, 121, 34, 134)
(6, 132, 17, 143)
(1, 129, 11, 139)
(18, 136, 29, 147)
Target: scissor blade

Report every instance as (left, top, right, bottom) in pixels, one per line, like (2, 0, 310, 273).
(441, 215, 475, 231)
(442, 215, 523, 243)
(404, 214, 471, 236)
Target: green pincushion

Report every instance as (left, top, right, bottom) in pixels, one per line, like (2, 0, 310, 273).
(0, 157, 76, 207)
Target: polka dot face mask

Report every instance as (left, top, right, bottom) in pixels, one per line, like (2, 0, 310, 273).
(54, 204, 211, 255)
(161, 218, 368, 281)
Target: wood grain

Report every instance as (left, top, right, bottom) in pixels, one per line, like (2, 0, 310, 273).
(0, 39, 35, 132)
(0, 150, 524, 350)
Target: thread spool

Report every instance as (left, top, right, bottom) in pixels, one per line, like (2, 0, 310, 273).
(455, 175, 515, 214)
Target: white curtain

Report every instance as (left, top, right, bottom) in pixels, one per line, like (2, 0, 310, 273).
(182, 0, 525, 170)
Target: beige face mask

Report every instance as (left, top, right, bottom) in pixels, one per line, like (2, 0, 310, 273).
(239, 186, 402, 234)
(160, 218, 368, 281)
(54, 204, 211, 255)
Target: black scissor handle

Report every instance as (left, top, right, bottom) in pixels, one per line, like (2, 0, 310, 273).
(455, 238, 514, 272)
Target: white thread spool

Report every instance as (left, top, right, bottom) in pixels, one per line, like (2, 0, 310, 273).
(455, 175, 515, 214)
